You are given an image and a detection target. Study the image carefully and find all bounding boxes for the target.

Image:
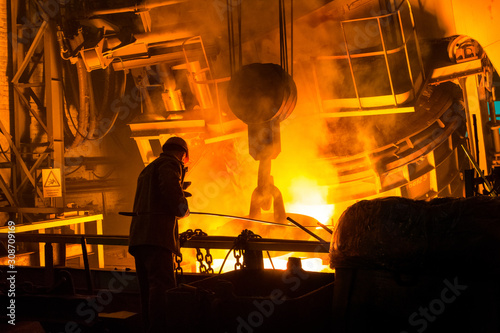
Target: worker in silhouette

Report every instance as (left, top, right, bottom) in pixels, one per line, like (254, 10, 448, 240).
(128, 136, 190, 332)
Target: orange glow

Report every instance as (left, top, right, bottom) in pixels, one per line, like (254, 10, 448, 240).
(210, 253, 332, 273)
(181, 108, 340, 273)
(211, 258, 240, 274)
(263, 253, 329, 272)
(285, 177, 335, 225)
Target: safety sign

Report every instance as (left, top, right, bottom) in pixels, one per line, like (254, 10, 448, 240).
(42, 168, 62, 198)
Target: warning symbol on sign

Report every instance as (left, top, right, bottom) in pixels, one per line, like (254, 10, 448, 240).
(42, 168, 62, 198)
(44, 170, 61, 187)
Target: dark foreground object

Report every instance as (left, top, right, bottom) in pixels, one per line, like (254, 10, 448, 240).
(330, 196, 500, 333)
(164, 268, 334, 333)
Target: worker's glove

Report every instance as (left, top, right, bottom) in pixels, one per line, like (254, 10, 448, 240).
(183, 181, 192, 197)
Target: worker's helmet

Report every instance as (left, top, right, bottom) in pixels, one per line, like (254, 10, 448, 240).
(162, 137, 189, 161)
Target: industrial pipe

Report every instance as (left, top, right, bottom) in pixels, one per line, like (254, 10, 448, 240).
(119, 211, 292, 227)
(89, 0, 186, 16)
(286, 216, 329, 246)
(133, 28, 195, 46)
(69, 58, 90, 149)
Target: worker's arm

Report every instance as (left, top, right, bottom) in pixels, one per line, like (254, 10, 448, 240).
(157, 160, 189, 218)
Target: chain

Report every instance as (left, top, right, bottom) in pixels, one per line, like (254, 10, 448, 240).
(205, 249, 214, 274)
(233, 248, 243, 270)
(232, 229, 262, 270)
(194, 229, 207, 237)
(179, 229, 194, 245)
(196, 248, 208, 273)
(175, 252, 183, 278)
(181, 228, 212, 274)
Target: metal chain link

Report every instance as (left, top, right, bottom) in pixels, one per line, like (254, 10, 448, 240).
(233, 248, 243, 270)
(175, 252, 183, 278)
(179, 229, 194, 245)
(179, 228, 212, 273)
(205, 248, 214, 274)
(196, 247, 208, 273)
(231, 229, 262, 270)
(194, 228, 207, 237)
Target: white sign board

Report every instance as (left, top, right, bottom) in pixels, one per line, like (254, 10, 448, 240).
(42, 168, 62, 198)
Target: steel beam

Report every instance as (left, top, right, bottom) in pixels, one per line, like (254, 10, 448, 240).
(44, 21, 65, 207)
(0, 214, 104, 233)
(16, 153, 50, 195)
(0, 233, 330, 254)
(0, 118, 44, 199)
(12, 20, 48, 84)
(0, 206, 64, 213)
(13, 85, 49, 134)
(0, 172, 18, 207)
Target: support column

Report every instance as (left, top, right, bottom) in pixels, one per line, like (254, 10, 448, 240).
(44, 21, 65, 208)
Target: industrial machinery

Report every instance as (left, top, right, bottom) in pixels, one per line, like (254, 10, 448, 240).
(1, 0, 500, 331)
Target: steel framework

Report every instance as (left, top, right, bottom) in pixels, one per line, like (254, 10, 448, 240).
(0, 0, 66, 223)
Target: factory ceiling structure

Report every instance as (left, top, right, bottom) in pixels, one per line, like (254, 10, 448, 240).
(0, 0, 500, 332)
(2, 0, 499, 223)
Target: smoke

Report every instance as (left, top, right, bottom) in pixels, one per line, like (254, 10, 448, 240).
(181, 138, 259, 236)
(181, 0, 402, 231)
(146, 0, 437, 247)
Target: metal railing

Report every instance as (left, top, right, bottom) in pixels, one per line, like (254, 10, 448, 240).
(312, 0, 425, 115)
(0, 214, 104, 267)
(0, 231, 329, 292)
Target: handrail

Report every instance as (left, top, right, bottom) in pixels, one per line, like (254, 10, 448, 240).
(0, 233, 129, 245)
(0, 214, 104, 233)
(0, 233, 330, 253)
(340, 7, 402, 24)
(312, 0, 424, 112)
(316, 43, 409, 60)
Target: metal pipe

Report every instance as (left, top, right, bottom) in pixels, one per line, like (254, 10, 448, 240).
(190, 211, 291, 227)
(130, 27, 196, 48)
(317, 221, 333, 235)
(86, 66, 97, 141)
(286, 216, 329, 245)
(119, 210, 293, 227)
(89, 0, 186, 16)
(69, 58, 90, 149)
(491, 123, 500, 154)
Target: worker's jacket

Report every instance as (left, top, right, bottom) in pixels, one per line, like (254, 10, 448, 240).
(128, 151, 189, 255)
